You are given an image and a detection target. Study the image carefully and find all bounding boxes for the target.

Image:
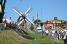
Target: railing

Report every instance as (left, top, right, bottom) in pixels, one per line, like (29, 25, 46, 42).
(0, 23, 6, 31)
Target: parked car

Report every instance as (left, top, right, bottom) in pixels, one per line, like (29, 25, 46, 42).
(36, 26, 43, 32)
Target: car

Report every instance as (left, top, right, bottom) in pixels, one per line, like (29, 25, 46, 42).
(36, 26, 43, 32)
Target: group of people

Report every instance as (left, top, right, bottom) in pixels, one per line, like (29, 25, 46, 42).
(45, 29, 63, 39)
(43, 27, 67, 44)
(63, 28, 67, 44)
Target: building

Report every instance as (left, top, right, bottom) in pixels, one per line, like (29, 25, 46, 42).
(42, 17, 65, 30)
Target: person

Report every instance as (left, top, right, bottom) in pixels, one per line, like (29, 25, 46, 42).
(0, 0, 6, 23)
(51, 29, 55, 39)
(45, 29, 49, 35)
(63, 28, 67, 44)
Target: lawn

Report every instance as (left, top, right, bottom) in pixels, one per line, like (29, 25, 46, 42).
(25, 29, 64, 44)
(0, 29, 64, 44)
(28, 33, 64, 44)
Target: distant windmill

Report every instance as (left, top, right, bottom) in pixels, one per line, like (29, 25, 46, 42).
(34, 12, 41, 26)
(13, 7, 34, 29)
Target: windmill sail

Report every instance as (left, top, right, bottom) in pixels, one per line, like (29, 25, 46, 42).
(18, 19, 24, 26)
(13, 8, 21, 16)
(25, 7, 32, 15)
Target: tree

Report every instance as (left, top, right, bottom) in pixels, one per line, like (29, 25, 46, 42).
(34, 19, 41, 24)
(0, 0, 6, 23)
(63, 21, 67, 24)
(33, 19, 41, 27)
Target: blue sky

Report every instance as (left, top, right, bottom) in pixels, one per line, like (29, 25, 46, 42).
(5, 0, 67, 22)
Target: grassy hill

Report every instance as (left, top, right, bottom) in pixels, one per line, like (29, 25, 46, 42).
(0, 29, 29, 44)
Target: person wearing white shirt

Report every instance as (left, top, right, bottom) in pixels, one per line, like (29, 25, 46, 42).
(63, 28, 67, 44)
(45, 29, 49, 35)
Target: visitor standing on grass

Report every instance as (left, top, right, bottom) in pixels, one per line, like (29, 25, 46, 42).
(63, 28, 67, 44)
(51, 29, 55, 39)
(45, 29, 49, 35)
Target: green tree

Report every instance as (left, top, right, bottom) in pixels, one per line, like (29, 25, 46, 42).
(34, 19, 41, 24)
(63, 21, 67, 24)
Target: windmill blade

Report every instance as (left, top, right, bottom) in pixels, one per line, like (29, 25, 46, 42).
(25, 18, 34, 25)
(13, 8, 22, 16)
(17, 16, 21, 22)
(17, 16, 23, 22)
(18, 19, 24, 26)
(20, 11, 24, 15)
(25, 7, 32, 15)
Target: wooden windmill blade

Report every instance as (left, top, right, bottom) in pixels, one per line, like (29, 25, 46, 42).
(18, 19, 24, 26)
(25, 17, 34, 26)
(17, 16, 23, 22)
(25, 7, 32, 15)
(13, 8, 22, 16)
(24, 18, 34, 30)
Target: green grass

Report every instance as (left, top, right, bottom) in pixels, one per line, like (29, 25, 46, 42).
(25, 29, 64, 44)
(28, 32, 64, 44)
(0, 29, 64, 44)
(0, 29, 29, 44)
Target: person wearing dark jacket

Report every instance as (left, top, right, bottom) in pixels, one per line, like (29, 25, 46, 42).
(0, 0, 6, 23)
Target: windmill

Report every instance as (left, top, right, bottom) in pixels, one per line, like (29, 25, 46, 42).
(34, 12, 41, 26)
(13, 7, 34, 30)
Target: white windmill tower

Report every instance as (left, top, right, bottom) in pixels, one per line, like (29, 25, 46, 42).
(13, 7, 34, 30)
